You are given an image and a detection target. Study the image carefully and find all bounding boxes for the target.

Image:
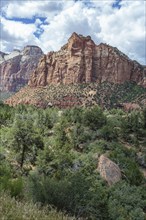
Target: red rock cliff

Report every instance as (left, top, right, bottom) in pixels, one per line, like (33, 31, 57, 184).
(28, 32, 145, 87)
(0, 46, 43, 92)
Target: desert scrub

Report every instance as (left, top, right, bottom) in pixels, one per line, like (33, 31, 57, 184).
(0, 191, 73, 220)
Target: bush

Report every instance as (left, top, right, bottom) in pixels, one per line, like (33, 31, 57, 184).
(0, 102, 14, 125)
(0, 191, 71, 220)
(99, 125, 118, 141)
(109, 143, 144, 185)
(0, 161, 23, 198)
(27, 170, 108, 219)
(108, 181, 146, 220)
(83, 106, 107, 130)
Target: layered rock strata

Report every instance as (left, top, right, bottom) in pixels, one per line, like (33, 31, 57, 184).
(0, 46, 43, 92)
(29, 32, 145, 87)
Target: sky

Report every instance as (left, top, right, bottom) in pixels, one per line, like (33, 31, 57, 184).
(0, 0, 146, 65)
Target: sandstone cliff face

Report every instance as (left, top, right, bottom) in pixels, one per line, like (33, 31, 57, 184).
(29, 32, 145, 87)
(0, 46, 43, 92)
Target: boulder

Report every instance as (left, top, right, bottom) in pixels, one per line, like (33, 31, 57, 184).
(98, 155, 121, 186)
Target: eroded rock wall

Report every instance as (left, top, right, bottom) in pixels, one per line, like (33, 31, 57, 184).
(0, 46, 43, 92)
(28, 33, 144, 87)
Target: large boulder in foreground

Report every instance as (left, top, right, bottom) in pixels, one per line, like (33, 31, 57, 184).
(98, 155, 121, 186)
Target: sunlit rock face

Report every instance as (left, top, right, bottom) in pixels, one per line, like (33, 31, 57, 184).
(4, 33, 146, 108)
(0, 46, 43, 92)
(28, 32, 144, 87)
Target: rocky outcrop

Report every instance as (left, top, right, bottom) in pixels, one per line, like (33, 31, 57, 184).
(4, 33, 146, 108)
(98, 155, 121, 186)
(0, 46, 43, 92)
(29, 32, 145, 87)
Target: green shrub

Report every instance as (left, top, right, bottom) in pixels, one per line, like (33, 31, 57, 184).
(108, 181, 146, 220)
(109, 144, 144, 185)
(0, 191, 72, 220)
(83, 106, 107, 130)
(99, 125, 118, 141)
(27, 170, 108, 219)
(0, 161, 23, 198)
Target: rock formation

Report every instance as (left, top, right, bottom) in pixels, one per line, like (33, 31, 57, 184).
(0, 46, 43, 92)
(98, 155, 121, 186)
(28, 32, 145, 88)
(4, 33, 146, 108)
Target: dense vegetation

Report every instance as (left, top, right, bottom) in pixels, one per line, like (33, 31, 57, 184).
(0, 102, 146, 219)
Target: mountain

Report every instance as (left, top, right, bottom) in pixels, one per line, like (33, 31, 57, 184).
(28, 32, 145, 87)
(0, 46, 43, 92)
(4, 33, 146, 109)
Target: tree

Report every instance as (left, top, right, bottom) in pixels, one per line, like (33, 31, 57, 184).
(9, 114, 44, 168)
(54, 118, 69, 148)
(64, 107, 83, 124)
(0, 102, 14, 126)
(99, 124, 118, 141)
(83, 106, 106, 130)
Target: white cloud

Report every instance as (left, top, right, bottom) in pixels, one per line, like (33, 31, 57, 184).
(98, 1, 145, 63)
(0, 0, 145, 64)
(1, 0, 71, 19)
(1, 17, 36, 39)
(38, 1, 101, 52)
(0, 17, 38, 52)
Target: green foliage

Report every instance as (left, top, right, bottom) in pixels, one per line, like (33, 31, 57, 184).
(28, 170, 108, 219)
(109, 143, 144, 185)
(69, 123, 93, 151)
(108, 181, 146, 220)
(0, 191, 71, 220)
(142, 108, 146, 129)
(83, 106, 107, 130)
(0, 161, 23, 198)
(110, 81, 146, 105)
(0, 102, 14, 125)
(99, 125, 118, 141)
(9, 114, 44, 168)
(1, 104, 146, 219)
(120, 110, 146, 148)
(54, 117, 69, 149)
(63, 107, 83, 123)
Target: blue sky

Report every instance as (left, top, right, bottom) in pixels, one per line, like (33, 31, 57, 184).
(112, 0, 122, 9)
(1, 0, 146, 64)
